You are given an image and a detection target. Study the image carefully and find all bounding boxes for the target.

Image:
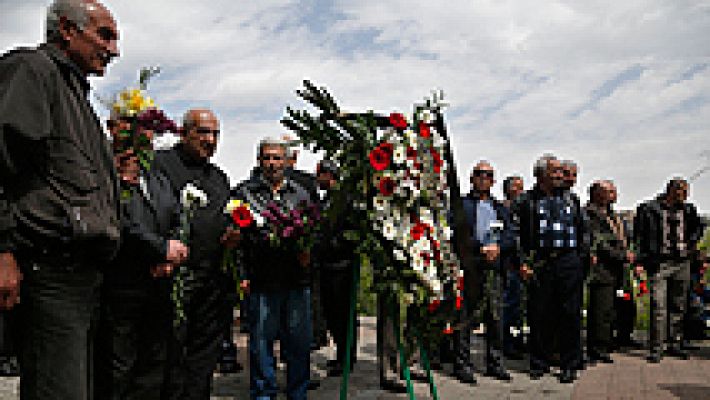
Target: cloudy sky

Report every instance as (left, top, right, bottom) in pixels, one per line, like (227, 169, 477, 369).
(2, 0, 709, 211)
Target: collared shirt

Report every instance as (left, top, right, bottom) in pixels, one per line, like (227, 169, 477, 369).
(661, 204, 687, 257)
(476, 199, 497, 245)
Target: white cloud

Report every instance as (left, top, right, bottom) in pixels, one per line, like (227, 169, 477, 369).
(1, 0, 709, 211)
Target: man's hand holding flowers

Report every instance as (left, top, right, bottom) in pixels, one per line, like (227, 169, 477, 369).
(481, 244, 500, 263)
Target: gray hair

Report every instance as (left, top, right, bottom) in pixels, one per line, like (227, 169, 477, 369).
(533, 153, 557, 178)
(561, 159, 578, 170)
(46, 0, 94, 42)
(258, 137, 287, 158)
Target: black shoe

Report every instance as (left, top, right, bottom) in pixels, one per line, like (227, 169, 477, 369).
(559, 369, 576, 384)
(504, 350, 524, 360)
(529, 368, 545, 380)
(647, 352, 662, 363)
(380, 378, 407, 393)
(589, 352, 613, 364)
(666, 347, 689, 360)
(307, 379, 321, 390)
(327, 362, 343, 377)
(453, 366, 477, 384)
(0, 357, 19, 377)
(485, 365, 512, 381)
(407, 369, 429, 382)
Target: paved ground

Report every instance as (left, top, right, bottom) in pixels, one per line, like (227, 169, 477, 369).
(0, 317, 707, 399)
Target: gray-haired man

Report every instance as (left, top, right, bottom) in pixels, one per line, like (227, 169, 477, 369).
(0, 1, 120, 398)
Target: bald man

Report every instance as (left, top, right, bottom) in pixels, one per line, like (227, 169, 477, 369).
(152, 109, 240, 400)
(454, 161, 514, 383)
(0, 1, 121, 398)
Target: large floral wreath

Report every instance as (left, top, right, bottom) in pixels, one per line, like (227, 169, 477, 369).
(282, 81, 466, 346)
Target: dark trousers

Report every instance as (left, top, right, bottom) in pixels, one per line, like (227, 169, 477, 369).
(164, 275, 231, 400)
(503, 269, 523, 353)
(248, 287, 312, 400)
(587, 282, 614, 355)
(0, 308, 17, 357)
(321, 267, 357, 366)
(528, 252, 583, 371)
(17, 260, 102, 400)
(95, 274, 172, 400)
(454, 267, 504, 369)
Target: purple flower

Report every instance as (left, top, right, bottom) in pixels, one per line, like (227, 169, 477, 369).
(282, 226, 295, 239)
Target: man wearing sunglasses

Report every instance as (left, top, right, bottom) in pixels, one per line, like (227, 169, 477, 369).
(634, 178, 704, 363)
(454, 161, 514, 384)
(153, 109, 240, 400)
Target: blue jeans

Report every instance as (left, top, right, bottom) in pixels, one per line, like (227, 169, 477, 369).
(249, 287, 312, 400)
(503, 269, 522, 353)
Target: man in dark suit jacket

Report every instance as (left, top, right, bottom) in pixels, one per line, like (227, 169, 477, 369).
(454, 161, 514, 384)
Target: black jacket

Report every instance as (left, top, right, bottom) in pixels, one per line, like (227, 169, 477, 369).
(633, 196, 704, 268)
(0, 44, 120, 263)
(232, 170, 313, 291)
(107, 169, 180, 284)
(316, 191, 357, 269)
(152, 145, 230, 277)
(460, 192, 516, 270)
(512, 186, 589, 260)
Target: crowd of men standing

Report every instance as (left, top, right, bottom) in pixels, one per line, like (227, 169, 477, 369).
(0, 1, 707, 400)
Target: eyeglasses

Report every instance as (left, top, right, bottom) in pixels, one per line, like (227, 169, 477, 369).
(194, 128, 220, 137)
(472, 170, 494, 178)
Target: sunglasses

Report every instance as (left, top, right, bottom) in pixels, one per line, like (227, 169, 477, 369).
(472, 170, 494, 178)
(194, 128, 220, 136)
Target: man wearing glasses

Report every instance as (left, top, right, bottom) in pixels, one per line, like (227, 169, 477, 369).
(153, 109, 240, 400)
(454, 161, 514, 384)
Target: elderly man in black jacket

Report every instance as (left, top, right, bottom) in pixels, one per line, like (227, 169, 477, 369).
(513, 155, 589, 383)
(155, 109, 239, 400)
(635, 178, 704, 363)
(0, 1, 121, 398)
(454, 161, 514, 384)
(95, 115, 187, 400)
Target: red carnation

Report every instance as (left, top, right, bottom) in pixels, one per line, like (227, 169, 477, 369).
(443, 325, 453, 335)
(389, 112, 408, 129)
(428, 299, 441, 313)
(406, 146, 417, 159)
(378, 176, 396, 196)
(232, 206, 254, 228)
(369, 147, 390, 171)
(623, 292, 631, 301)
(419, 122, 431, 138)
(410, 223, 427, 241)
(379, 142, 394, 155)
(456, 296, 463, 310)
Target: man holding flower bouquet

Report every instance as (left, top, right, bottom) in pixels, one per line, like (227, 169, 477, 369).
(231, 137, 316, 400)
(153, 109, 239, 400)
(96, 110, 186, 400)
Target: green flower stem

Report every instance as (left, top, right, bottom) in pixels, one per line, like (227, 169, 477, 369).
(339, 257, 360, 400)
